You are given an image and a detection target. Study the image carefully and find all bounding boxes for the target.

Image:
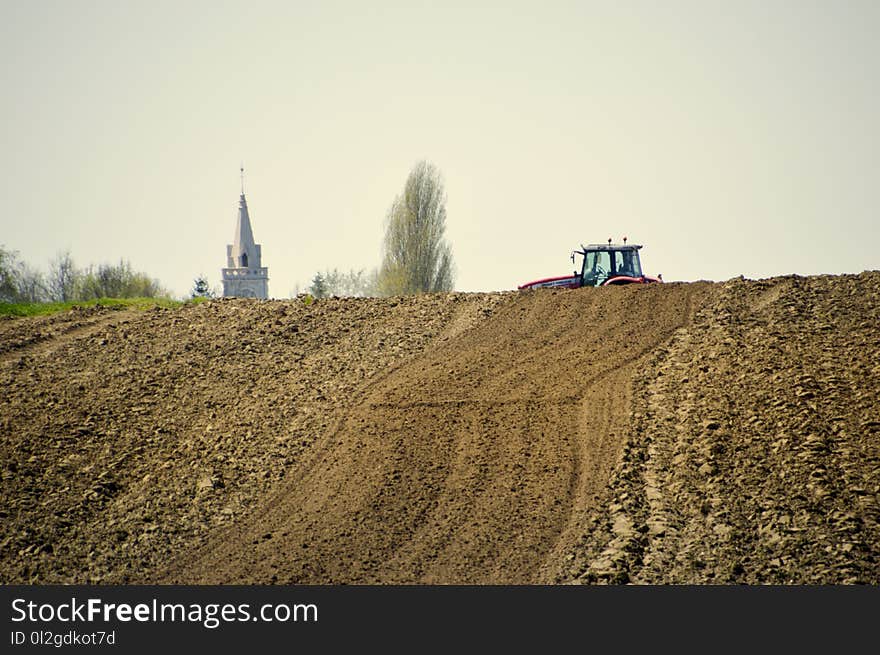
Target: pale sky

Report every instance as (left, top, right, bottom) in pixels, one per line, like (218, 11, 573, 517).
(2, 0, 878, 299)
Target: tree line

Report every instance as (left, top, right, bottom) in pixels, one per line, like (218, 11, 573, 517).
(4, 158, 456, 304)
(0, 247, 169, 303)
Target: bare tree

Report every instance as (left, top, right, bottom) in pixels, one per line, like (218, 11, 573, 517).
(377, 160, 455, 295)
(308, 268, 377, 298)
(48, 250, 77, 302)
(0, 246, 47, 303)
(0, 246, 18, 302)
(13, 260, 47, 303)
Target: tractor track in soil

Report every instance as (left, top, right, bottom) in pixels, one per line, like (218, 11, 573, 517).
(156, 282, 706, 584)
(0, 307, 132, 364)
(2, 272, 879, 584)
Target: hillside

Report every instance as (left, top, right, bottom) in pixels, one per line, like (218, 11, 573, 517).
(1, 272, 878, 584)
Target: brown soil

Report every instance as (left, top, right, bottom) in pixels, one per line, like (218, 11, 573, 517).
(1, 273, 878, 584)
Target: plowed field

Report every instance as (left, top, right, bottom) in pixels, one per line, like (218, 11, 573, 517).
(2, 272, 878, 584)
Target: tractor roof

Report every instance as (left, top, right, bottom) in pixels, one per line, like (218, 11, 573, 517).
(581, 243, 643, 252)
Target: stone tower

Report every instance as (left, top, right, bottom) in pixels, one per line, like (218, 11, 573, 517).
(222, 168, 269, 299)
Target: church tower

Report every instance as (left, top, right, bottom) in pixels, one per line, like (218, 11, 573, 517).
(222, 167, 269, 299)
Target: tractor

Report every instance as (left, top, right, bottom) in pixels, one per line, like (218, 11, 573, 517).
(518, 238, 662, 290)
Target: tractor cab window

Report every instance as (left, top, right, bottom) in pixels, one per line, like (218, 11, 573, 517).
(582, 250, 612, 286)
(614, 250, 642, 277)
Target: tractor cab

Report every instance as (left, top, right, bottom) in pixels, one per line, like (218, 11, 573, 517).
(578, 241, 645, 287)
(518, 238, 661, 290)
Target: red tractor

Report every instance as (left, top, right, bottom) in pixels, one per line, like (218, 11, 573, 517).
(518, 238, 662, 290)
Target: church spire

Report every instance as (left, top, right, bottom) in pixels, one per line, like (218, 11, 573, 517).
(233, 191, 256, 259)
(222, 166, 269, 299)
